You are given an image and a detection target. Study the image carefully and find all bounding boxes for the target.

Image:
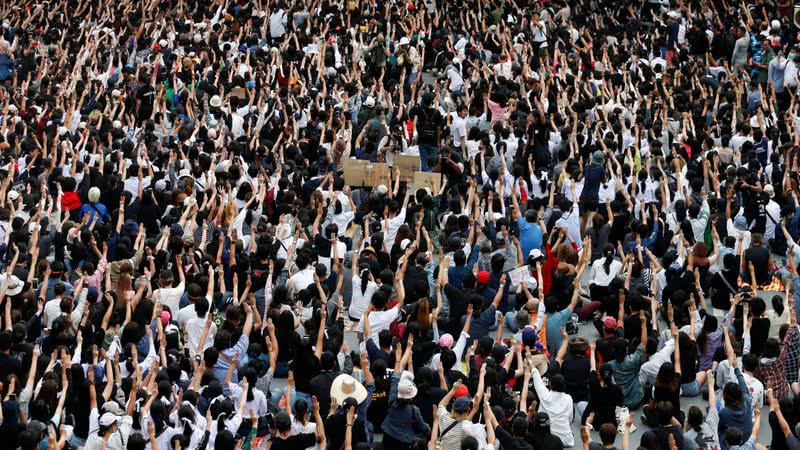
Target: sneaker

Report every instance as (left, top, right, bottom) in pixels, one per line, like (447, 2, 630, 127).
(617, 407, 636, 433)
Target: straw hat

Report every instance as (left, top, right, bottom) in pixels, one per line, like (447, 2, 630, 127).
(330, 374, 368, 406)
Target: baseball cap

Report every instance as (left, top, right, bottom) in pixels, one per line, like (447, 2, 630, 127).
(602, 316, 617, 330)
(476, 271, 490, 285)
(453, 396, 471, 414)
(453, 384, 469, 398)
(536, 411, 551, 427)
(99, 413, 119, 427)
(733, 215, 748, 231)
(439, 333, 454, 349)
(521, 326, 537, 347)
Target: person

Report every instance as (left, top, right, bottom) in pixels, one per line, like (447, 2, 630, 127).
(382, 337, 431, 448)
(532, 366, 575, 447)
(684, 371, 721, 450)
(609, 311, 649, 409)
(719, 327, 755, 450)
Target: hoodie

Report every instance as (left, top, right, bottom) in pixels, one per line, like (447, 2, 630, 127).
(718, 368, 753, 450)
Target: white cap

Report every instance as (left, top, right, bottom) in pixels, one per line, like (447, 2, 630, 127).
(398, 37, 410, 46)
(99, 413, 118, 427)
(529, 248, 544, 260)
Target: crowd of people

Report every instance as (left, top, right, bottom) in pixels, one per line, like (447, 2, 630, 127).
(2, 0, 800, 449)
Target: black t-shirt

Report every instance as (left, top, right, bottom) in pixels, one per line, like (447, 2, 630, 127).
(10, 342, 32, 375)
(527, 430, 563, 450)
(414, 386, 447, 425)
(270, 433, 316, 450)
(444, 283, 470, 336)
(325, 412, 368, 450)
(586, 370, 624, 428)
(403, 265, 430, 303)
(558, 353, 591, 402)
(410, 106, 444, 146)
(367, 374, 391, 429)
(653, 375, 682, 421)
(733, 316, 770, 356)
(136, 84, 156, 120)
(744, 245, 770, 285)
(596, 328, 625, 364)
(609, 211, 631, 246)
(0, 352, 21, 383)
(655, 425, 685, 450)
(710, 269, 738, 310)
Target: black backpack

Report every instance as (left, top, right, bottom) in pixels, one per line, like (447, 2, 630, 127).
(693, 429, 717, 450)
(418, 108, 438, 140)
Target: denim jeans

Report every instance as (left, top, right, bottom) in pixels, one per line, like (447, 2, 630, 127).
(419, 144, 438, 172)
(271, 386, 312, 411)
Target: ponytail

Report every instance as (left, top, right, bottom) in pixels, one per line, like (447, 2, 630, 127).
(360, 268, 370, 296)
(603, 249, 613, 274)
(181, 418, 194, 445)
(217, 413, 228, 434)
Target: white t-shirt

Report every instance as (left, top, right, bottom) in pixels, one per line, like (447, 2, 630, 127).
(269, 10, 288, 38)
(446, 65, 464, 93)
(153, 282, 186, 315)
(319, 240, 348, 274)
(357, 307, 400, 342)
(288, 267, 316, 295)
(764, 199, 781, 241)
(384, 209, 407, 252)
(229, 382, 271, 417)
(451, 113, 467, 147)
(590, 258, 623, 287)
(349, 277, 379, 320)
(555, 204, 582, 249)
(185, 316, 216, 357)
(44, 298, 63, 329)
(176, 304, 198, 328)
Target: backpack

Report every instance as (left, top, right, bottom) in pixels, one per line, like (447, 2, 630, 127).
(693, 429, 717, 450)
(418, 108, 438, 141)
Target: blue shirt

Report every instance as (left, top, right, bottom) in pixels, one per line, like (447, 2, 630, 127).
(517, 217, 543, 258)
(718, 369, 753, 450)
(609, 345, 646, 408)
(448, 266, 469, 290)
(79, 202, 111, 225)
(211, 334, 250, 394)
(546, 308, 572, 354)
